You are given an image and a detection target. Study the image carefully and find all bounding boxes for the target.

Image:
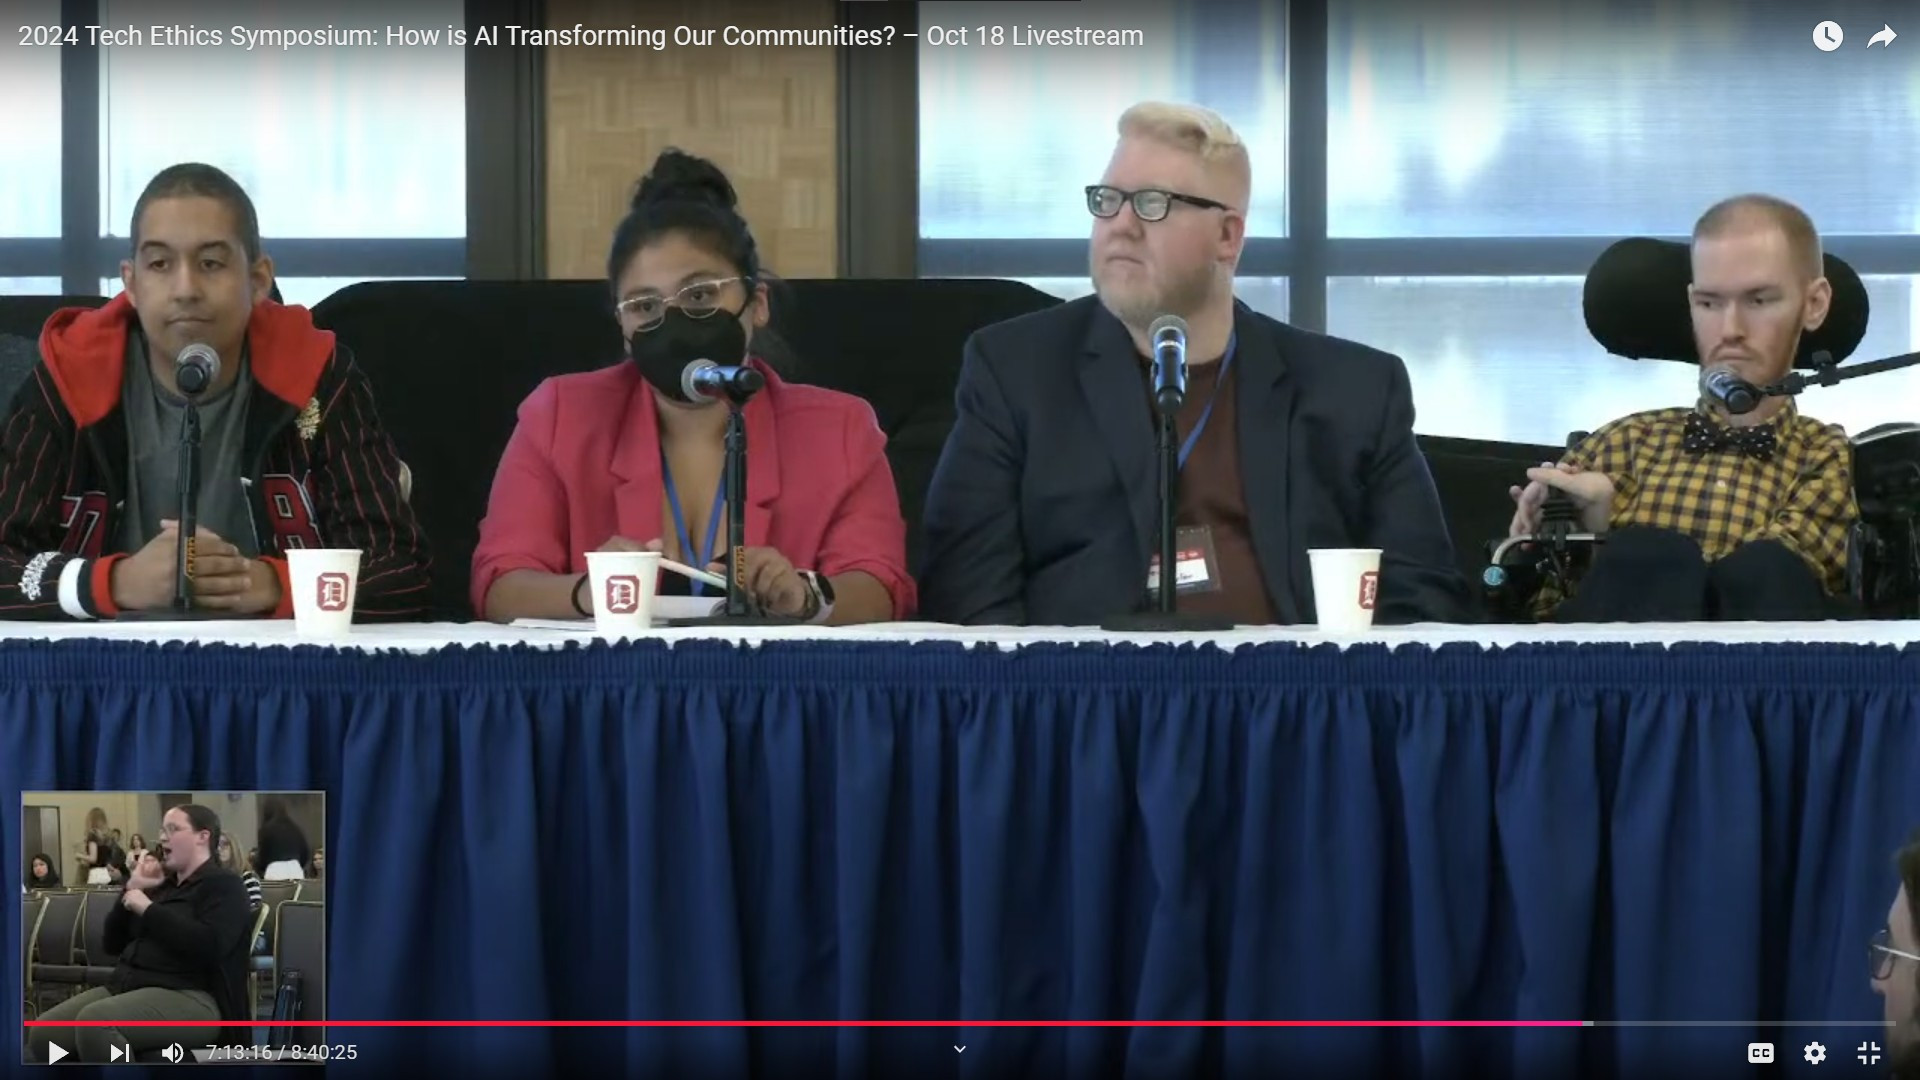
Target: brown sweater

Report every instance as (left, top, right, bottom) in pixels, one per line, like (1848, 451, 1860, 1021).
(1151, 352, 1277, 625)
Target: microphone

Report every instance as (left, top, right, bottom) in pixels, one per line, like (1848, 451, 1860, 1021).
(1149, 314, 1188, 413)
(174, 343, 220, 397)
(680, 359, 766, 404)
(1700, 366, 1762, 415)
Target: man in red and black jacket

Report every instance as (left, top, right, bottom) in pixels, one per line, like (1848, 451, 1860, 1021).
(0, 162, 430, 621)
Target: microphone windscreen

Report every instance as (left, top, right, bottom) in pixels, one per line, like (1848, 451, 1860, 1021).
(1148, 314, 1187, 342)
(173, 343, 221, 393)
(1583, 237, 1870, 368)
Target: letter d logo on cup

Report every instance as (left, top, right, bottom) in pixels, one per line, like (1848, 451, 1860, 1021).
(315, 572, 351, 612)
(604, 575, 641, 615)
(1309, 548, 1383, 633)
(287, 548, 363, 636)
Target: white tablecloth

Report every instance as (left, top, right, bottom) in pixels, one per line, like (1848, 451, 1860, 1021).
(0, 617, 1913, 654)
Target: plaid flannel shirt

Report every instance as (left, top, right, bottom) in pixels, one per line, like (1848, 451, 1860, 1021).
(1535, 399, 1856, 615)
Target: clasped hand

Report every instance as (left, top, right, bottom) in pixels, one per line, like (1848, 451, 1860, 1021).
(1507, 462, 1615, 538)
(594, 535, 812, 618)
(110, 519, 282, 614)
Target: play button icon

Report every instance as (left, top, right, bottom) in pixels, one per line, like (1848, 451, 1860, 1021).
(110, 1043, 127, 1061)
(46, 1042, 67, 1064)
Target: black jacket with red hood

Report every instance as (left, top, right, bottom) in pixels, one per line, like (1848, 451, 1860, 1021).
(0, 294, 431, 621)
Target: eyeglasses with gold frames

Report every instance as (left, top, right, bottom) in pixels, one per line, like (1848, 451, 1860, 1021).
(616, 276, 747, 332)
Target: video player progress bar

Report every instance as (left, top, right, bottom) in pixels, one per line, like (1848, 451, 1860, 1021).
(21, 1020, 1892, 1028)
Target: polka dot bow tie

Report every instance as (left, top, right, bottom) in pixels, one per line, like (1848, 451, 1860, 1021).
(1683, 411, 1777, 462)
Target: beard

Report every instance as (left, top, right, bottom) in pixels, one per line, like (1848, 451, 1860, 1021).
(1092, 255, 1218, 333)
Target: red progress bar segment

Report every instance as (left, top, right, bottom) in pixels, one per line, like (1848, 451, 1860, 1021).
(24, 1020, 1590, 1028)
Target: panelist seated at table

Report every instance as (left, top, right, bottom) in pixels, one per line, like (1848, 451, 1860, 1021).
(473, 148, 914, 625)
(1510, 195, 1857, 623)
(0, 163, 431, 622)
(918, 101, 1470, 627)
(25, 805, 254, 1064)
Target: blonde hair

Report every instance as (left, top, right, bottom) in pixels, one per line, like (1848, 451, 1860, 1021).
(1118, 102, 1248, 167)
(1694, 194, 1824, 281)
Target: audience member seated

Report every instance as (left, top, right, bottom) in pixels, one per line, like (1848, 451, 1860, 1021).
(26, 804, 253, 1063)
(216, 833, 263, 913)
(252, 795, 312, 882)
(0, 163, 431, 622)
(472, 148, 914, 625)
(26, 852, 60, 889)
(1510, 195, 1856, 622)
(919, 101, 1469, 626)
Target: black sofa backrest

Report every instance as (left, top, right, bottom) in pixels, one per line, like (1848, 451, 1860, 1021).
(311, 278, 1067, 620)
(5, 282, 1553, 620)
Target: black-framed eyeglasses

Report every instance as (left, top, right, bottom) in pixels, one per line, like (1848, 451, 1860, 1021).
(616, 275, 747, 332)
(1871, 927, 1920, 980)
(1085, 184, 1233, 223)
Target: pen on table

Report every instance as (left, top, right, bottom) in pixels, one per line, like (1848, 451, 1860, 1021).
(659, 557, 727, 590)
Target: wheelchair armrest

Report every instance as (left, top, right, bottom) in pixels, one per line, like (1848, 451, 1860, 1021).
(1483, 532, 1606, 623)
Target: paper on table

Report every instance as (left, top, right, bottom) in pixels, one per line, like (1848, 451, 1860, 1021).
(512, 595, 723, 632)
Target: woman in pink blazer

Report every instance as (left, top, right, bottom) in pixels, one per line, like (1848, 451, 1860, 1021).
(472, 149, 915, 624)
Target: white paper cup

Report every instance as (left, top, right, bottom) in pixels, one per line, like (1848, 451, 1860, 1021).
(1308, 548, 1383, 633)
(585, 551, 662, 636)
(286, 548, 363, 635)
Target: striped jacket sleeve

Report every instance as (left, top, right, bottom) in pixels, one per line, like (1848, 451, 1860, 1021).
(0, 365, 119, 621)
(276, 350, 432, 622)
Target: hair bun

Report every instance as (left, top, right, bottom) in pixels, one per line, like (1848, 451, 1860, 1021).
(633, 148, 739, 212)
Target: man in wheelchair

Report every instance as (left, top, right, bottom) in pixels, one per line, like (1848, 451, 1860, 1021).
(1508, 194, 1857, 622)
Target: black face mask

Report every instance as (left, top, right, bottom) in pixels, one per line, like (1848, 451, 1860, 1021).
(629, 307, 748, 404)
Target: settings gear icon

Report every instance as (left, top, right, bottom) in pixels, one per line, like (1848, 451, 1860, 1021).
(1804, 1041, 1827, 1064)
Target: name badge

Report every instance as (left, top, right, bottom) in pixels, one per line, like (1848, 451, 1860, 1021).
(1145, 525, 1223, 594)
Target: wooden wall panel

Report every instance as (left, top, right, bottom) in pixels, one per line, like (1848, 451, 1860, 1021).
(543, 0, 841, 280)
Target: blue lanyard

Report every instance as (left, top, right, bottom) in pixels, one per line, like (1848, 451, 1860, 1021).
(1176, 333, 1238, 472)
(661, 455, 726, 597)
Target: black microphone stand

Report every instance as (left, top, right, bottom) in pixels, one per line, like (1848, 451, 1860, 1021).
(1760, 348, 1920, 397)
(120, 389, 224, 621)
(1101, 392, 1234, 633)
(671, 384, 800, 627)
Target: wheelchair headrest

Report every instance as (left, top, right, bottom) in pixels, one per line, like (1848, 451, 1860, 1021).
(1583, 237, 1869, 369)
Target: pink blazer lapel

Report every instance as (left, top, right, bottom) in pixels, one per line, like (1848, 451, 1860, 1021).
(609, 374, 667, 549)
(606, 366, 784, 553)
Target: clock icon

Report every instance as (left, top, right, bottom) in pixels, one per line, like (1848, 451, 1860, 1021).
(1814, 21, 1844, 51)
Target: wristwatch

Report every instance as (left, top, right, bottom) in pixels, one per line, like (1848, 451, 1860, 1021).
(798, 571, 835, 625)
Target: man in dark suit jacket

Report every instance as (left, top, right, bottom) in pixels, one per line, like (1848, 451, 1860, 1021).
(919, 101, 1469, 627)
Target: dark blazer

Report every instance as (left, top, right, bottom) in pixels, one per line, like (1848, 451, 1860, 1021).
(918, 296, 1471, 626)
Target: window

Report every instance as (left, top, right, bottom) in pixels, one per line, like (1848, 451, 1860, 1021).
(917, 0, 1288, 317)
(4, 0, 467, 299)
(1324, 0, 1920, 443)
(1326, 0, 1920, 238)
(98, 0, 466, 242)
(0, 0, 63, 281)
(917, 0, 1920, 446)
